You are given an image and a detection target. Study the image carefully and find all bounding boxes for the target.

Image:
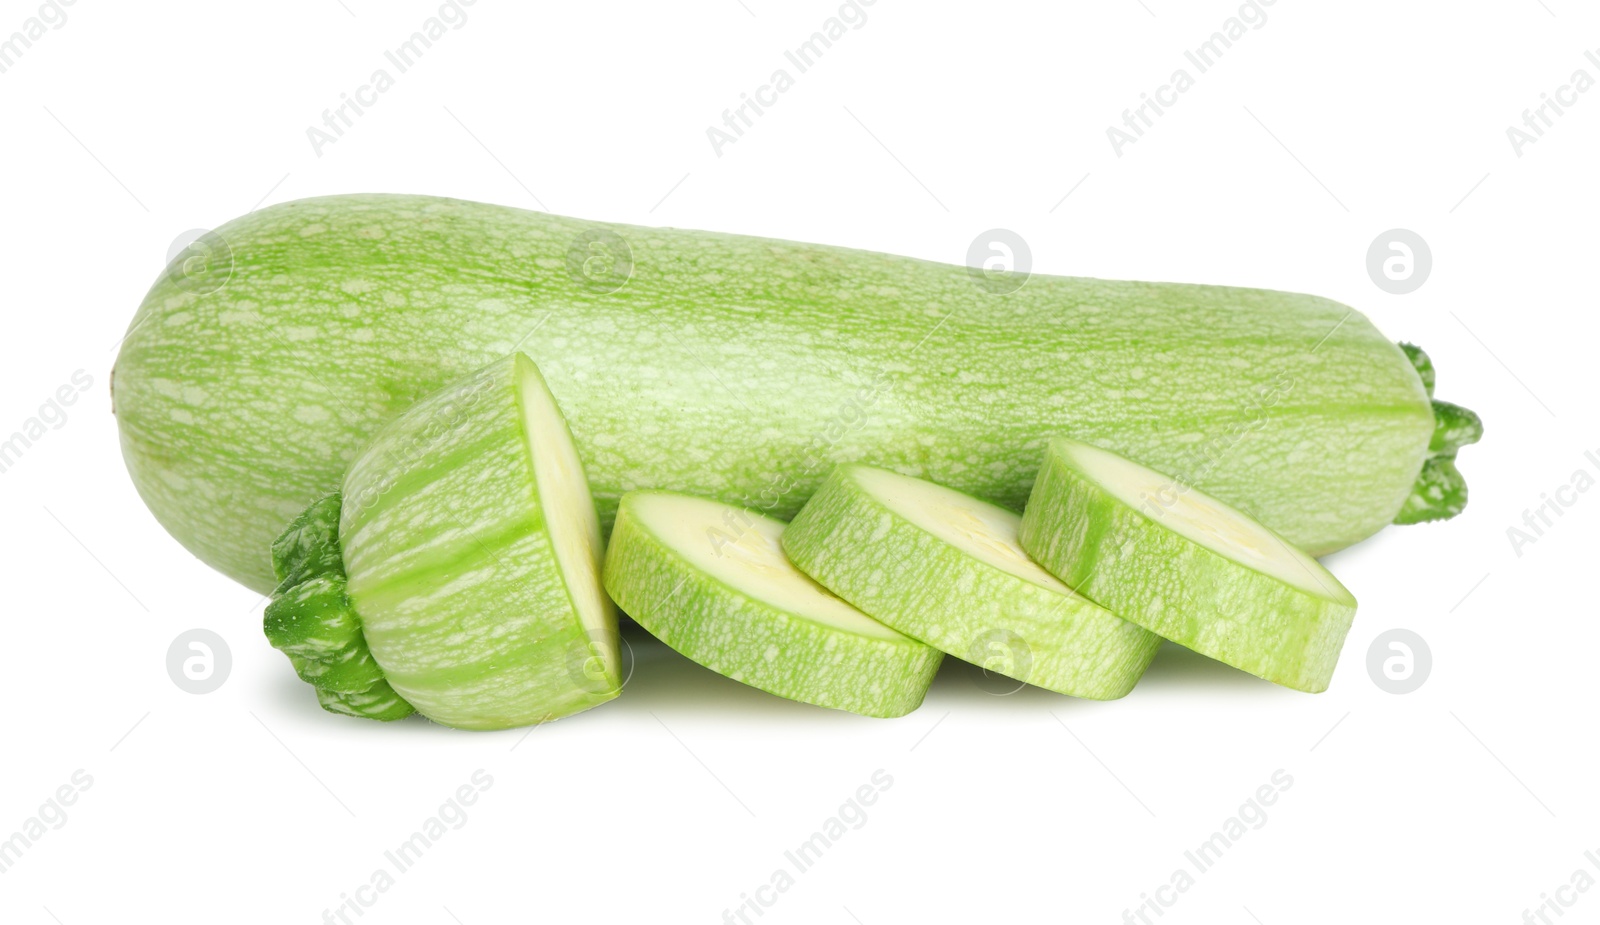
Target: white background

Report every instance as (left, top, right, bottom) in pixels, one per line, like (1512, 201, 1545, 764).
(2, 1, 1595, 923)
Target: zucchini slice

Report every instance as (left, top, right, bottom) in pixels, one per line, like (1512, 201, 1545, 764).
(1018, 438, 1357, 692)
(266, 352, 622, 729)
(783, 465, 1161, 699)
(602, 491, 942, 718)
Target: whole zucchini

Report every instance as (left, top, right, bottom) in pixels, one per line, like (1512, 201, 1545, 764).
(112, 194, 1473, 592)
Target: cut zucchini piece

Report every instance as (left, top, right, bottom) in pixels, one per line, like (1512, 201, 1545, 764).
(1018, 438, 1357, 692)
(602, 491, 942, 718)
(332, 352, 620, 729)
(783, 465, 1161, 699)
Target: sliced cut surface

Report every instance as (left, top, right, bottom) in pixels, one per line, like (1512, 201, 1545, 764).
(1018, 438, 1357, 692)
(602, 491, 942, 718)
(337, 352, 620, 730)
(783, 465, 1161, 700)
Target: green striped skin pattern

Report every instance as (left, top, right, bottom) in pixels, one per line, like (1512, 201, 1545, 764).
(340, 354, 620, 730)
(265, 493, 415, 722)
(602, 492, 943, 718)
(116, 194, 1446, 594)
(1019, 439, 1357, 693)
(782, 466, 1161, 700)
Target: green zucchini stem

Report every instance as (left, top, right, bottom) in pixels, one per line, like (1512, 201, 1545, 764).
(1395, 343, 1481, 525)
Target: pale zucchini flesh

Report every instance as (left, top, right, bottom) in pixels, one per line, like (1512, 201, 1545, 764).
(111, 194, 1474, 594)
(1018, 438, 1357, 692)
(782, 465, 1161, 700)
(602, 491, 943, 718)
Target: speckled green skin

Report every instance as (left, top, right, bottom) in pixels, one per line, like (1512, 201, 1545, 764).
(114, 193, 1436, 593)
(1019, 438, 1357, 693)
(340, 354, 620, 730)
(602, 491, 942, 718)
(783, 466, 1160, 700)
